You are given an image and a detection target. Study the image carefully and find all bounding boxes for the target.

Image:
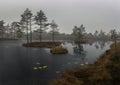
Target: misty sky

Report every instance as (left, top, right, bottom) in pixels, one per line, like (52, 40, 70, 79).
(0, 0, 120, 34)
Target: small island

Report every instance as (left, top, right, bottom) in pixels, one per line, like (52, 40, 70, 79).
(50, 46, 68, 54)
(22, 42, 61, 48)
(23, 42, 68, 54)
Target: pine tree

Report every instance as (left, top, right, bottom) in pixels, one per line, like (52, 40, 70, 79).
(50, 20, 58, 42)
(21, 8, 33, 43)
(34, 10, 48, 42)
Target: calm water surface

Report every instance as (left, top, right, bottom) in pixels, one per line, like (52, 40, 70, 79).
(0, 40, 112, 85)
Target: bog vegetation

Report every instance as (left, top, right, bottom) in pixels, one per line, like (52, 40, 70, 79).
(51, 42, 120, 85)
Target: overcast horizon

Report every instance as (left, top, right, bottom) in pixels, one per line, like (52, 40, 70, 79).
(0, 0, 120, 34)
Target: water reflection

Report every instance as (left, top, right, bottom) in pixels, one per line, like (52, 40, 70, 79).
(98, 41, 106, 49)
(73, 42, 87, 65)
(94, 43, 99, 49)
(73, 43, 84, 54)
(89, 40, 110, 49)
(66, 40, 112, 65)
(0, 40, 112, 85)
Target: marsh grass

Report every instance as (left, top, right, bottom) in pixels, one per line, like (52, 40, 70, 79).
(50, 46, 68, 54)
(51, 43, 120, 85)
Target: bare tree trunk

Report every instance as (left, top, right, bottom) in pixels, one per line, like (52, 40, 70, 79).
(52, 32, 54, 42)
(2, 30, 3, 39)
(10, 31, 13, 39)
(114, 36, 117, 56)
(26, 22, 29, 43)
(39, 25, 42, 42)
(14, 27, 16, 39)
(6, 29, 9, 39)
(52, 29, 55, 42)
(30, 19, 32, 43)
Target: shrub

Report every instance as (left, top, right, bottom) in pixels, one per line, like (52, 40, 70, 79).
(50, 46, 68, 54)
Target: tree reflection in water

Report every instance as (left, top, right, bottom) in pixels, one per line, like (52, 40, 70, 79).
(98, 41, 106, 49)
(87, 40, 109, 50)
(94, 40, 107, 50)
(73, 42, 87, 65)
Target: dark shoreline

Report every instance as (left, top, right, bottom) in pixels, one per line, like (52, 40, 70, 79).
(22, 42, 61, 48)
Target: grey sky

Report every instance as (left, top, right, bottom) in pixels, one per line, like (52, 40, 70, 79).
(0, 0, 120, 34)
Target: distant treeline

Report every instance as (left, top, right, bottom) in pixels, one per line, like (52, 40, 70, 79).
(0, 8, 120, 42)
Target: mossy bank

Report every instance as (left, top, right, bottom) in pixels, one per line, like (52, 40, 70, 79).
(51, 43, 120, 85)
(50, 46, 68, 54)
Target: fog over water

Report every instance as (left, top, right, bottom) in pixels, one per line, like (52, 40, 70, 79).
(0, 0, 119, 33)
